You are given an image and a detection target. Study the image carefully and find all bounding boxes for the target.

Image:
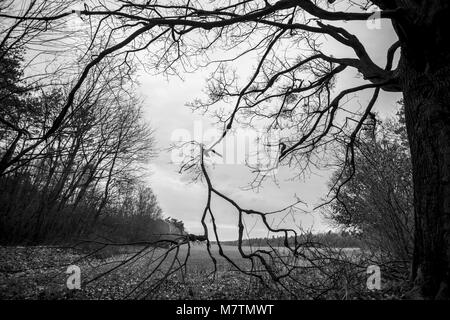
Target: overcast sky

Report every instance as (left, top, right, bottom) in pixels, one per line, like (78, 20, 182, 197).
(137, 11, 402, 241)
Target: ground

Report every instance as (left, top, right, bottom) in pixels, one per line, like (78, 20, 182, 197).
(0, 245, 408, 299)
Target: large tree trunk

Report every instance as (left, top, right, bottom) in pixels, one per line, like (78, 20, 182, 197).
(391, 0, 450, 300)
(402, 59, 450, 299)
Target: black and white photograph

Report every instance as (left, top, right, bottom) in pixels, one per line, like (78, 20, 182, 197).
(0, 0, 449, 309)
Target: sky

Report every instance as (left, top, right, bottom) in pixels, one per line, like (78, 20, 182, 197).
(135, 6, 403, 241)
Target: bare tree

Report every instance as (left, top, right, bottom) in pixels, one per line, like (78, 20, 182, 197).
(1, 0, 449, 299)
(325, 107, 414, 262)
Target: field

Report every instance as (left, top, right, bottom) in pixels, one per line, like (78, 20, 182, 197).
(0, 245, 406, 299)
(0, 244, 283, 299)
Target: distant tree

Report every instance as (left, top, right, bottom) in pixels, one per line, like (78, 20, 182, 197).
(0, 46, 30, 172)
(0, 45, 158, 244)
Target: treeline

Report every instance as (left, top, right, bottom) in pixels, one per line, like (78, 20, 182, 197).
(221, 231, 363, 249)
(0, 46, 180, 244)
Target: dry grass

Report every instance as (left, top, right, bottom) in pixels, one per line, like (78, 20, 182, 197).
(0, 245, 408, 299)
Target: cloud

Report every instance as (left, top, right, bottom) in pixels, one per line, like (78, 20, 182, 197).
(138, 20, 402, 241)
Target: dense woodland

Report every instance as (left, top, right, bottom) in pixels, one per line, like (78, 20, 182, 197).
(0, 47, 186, 245)
(221, 231, 364, 248)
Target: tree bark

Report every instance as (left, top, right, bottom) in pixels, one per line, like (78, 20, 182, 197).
(388, 0, 450, 299)
(402, 60, 450, 299)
